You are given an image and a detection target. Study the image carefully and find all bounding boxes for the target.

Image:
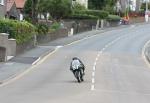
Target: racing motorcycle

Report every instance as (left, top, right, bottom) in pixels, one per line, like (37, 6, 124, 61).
(72, 64, 84, 83)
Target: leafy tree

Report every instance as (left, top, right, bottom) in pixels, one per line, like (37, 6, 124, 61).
(37, 0, 71, 20)
(24, 0, 32, 16)
(24, 0, 39, 23)
(72, 2, 87, 14)
(88, 0, 117, 10)
(47, 0, 71, 20)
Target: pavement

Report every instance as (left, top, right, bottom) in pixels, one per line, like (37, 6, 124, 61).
(0, 24, 148, 85)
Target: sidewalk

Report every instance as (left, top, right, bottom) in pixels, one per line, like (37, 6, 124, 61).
(0, 46, 55, 84)
(0, 25, 138, 84)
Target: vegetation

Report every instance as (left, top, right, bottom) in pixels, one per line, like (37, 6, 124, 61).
(0, 19, 36, 44)
(36, 24, 49, 35)
(141, 3, 150, 11)
(106, 15, 121, 21)
(88, 0, 117, 10)
(69, 9, 109, 20)
(24, 0, 71, 22)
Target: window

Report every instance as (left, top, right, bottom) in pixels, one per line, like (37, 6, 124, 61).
(0, 0, 4, 5)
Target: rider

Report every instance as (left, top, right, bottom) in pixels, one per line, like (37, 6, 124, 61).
(70, 57, 85, 76)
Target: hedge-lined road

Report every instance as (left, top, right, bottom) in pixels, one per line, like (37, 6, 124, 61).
(0, 24, 150, 103)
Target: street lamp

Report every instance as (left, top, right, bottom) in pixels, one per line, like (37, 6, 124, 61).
(145, 0, 149, 22)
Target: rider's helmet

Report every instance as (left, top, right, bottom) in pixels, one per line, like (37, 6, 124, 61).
(72, 57, 78, 60)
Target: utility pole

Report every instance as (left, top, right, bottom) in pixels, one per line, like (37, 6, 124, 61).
(145, 0, 149, 22)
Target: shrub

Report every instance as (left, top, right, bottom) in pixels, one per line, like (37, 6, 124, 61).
(50, 22, 61, 31)
(36, 24, 49, 35)
(84, 10, 109, 19)
(72, 2, 86, 14)
(106, 15, 121, 21)
(0, 19, 36, 44)
(68, 14, 98, 20)
(73, 10, 109, 19)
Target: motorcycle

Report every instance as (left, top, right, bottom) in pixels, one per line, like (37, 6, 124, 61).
(72, 65, 84, 83)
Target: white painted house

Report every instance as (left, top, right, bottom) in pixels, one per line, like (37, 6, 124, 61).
(72, 0, 88, 9)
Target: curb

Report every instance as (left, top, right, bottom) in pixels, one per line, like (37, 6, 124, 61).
(142, 40, 150, 68)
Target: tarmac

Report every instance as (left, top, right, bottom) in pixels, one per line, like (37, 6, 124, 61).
(0, 24, 146, 85)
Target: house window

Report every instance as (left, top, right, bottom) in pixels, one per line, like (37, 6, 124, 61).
(0, 0, 4, 5)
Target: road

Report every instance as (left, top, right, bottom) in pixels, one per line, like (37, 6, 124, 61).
(0, 24, 150, 103)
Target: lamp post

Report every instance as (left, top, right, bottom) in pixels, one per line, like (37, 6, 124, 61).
(145, 0, 149, 22)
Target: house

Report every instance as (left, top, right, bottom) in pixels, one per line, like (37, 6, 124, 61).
(14, 0, 26, 13)
(72, 0, 88, 9)
(14, 0, 26, 20)
(0, 0, 7, 18)
(6, 0, 19, 19)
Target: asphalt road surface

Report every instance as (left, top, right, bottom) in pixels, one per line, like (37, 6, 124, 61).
(1, 24, 150, 103)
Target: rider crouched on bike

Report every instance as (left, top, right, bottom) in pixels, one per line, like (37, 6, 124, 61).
(70, 57, 85, 78)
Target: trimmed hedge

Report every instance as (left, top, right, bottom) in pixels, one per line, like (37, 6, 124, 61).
(74, 10, 109, 19)
(68, 14, 98, 20)
(106, 15, 121, 21)
(83, 10, 109, 19)
(0, 19, 36, 44)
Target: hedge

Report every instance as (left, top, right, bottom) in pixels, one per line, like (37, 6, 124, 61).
(106, 15, 121, 21)
(74, 10, 109, 19)
(68, 14, 98, 20)
(0, 19, 36, 44)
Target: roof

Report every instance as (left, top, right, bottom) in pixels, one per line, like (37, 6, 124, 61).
(14, 0, 26, 8)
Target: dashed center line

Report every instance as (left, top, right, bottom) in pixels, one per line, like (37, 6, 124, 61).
(90, 34, 128, 91)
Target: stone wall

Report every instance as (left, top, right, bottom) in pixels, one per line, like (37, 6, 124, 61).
(0, 33, 9, 61)
(0, 33, 16, 62)
(63, 19, 97, 34)
(16, 38, 35, 55)
(0, 47, 6, 62)
(37, 28, 68, 44)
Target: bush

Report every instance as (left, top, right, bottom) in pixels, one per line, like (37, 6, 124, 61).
(68, 14, 98, 20)
(0, 19, 36, 44)
(106, 15, 121, 21)
(36, 24, 49, 35)
(50, 22, 61, 31)
(73, 10, 109, 19)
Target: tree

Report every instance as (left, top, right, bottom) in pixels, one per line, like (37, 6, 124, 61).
(47, 0, 71, 20)
(88, 0, 117, 10)
(31, 0, 39, 23)
(24, 0, 39, 23)
(24, 0, 32, 16)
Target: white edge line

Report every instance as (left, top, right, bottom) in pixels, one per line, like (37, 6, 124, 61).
(91, 85, 95, 91)
(32, 57, 41, 65)
(142, 40, 150, 68)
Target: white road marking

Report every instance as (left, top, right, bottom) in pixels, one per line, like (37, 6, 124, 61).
(32, 57, 41, 65)
(94, 62, 97, 66)
(93, 66, 96, 71)
(90, 34, 129, 91)
(92, 72, 95, 77)
(95, 57, 98, 62)
(92, 78, 95, 83)
(91, 85, 95, 91)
